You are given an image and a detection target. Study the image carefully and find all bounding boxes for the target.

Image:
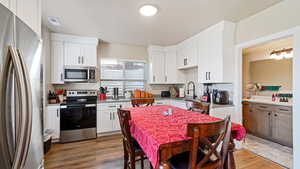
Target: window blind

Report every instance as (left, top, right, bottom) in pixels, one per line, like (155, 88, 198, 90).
(100, 60, 146, 96)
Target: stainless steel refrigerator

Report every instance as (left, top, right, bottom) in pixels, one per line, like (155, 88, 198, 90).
(0, 3, 44, 169)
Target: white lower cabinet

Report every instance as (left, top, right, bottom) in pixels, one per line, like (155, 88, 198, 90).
(154, 99, 187, 110)
(97, 110, 112, 133)
(170, 100, 187, 109)
(97, 102, 130, 134)
(154, 99, 170, 105)
(210, 106, 237, 122)
(45, 105, 60, 140)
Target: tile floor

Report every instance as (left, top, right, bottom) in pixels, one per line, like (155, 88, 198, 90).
(242, 134, 293, 169)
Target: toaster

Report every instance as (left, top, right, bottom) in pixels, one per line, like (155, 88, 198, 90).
(161, 91, 171, 97)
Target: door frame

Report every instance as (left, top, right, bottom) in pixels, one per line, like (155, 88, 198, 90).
(233, 26, 300, 165)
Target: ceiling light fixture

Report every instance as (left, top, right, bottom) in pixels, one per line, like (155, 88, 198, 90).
(48, 16, 61, 26)
(139, 5, 158, 17)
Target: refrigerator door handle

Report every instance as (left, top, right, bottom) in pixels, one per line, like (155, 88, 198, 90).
(16, 49, 33, 168)
(0, 46, 17, 169)
(11, 47, 29, 169)
(0, 46, 29, 169)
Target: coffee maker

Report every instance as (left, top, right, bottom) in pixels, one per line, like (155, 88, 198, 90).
(212, 89, 229, 105)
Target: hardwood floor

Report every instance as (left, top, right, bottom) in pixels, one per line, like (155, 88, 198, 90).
(45, 134, 287, 169)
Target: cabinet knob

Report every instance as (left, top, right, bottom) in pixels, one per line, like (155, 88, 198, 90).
(275, 114, 278, 117)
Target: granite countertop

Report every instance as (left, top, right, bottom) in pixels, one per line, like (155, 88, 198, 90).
(184, 98, 234, 109)
(97, 97, 186, 104)
(243, 98, 292, 107)
(47, 96, 236, 109)
(47, 103, 61, 107)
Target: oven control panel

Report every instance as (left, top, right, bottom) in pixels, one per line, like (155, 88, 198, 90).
(67, 90, 97, 97)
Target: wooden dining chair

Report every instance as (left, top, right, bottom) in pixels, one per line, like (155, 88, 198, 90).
(131, 98, 154, 107)
(189, 101, 210, 115)
(169, 116, 232, 169)
(117, 109, 151, 169)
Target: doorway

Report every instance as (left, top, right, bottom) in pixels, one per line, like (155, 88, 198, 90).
(242, 37, 293, 168)
(234, 27, 300, 169)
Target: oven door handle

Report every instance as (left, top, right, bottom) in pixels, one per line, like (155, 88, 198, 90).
(64, 105, 84, 108)
(85, 104, 96, 107)
(60, 105, 67, 109)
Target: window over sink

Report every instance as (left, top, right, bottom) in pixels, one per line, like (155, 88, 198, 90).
(100, 59, 146, 97)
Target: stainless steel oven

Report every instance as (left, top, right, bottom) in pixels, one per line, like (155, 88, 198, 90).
(64, 67, 96, 83)
(60, 90, 97, 143)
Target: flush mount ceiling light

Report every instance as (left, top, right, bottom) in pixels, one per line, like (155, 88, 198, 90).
(139, 5, 158, 16)
(48, 16, 61, 26)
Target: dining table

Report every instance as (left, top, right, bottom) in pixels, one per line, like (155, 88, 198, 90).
(124, 105, 246, 169)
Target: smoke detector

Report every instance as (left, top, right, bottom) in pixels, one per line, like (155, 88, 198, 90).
(48, 16, 61, 26)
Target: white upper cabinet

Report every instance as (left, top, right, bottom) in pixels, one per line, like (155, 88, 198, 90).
(50, 33, 98, 84)
(16, 0, 41, 36)
(147, 20, 235, 84)
(148, 46, 165, 83)
(148, 46, 184, 84)
(81, 44, 97, 67)
(177, 38, 198, 69)
(64, 43, 98, 67)
(64, 42, 82, 66)
(197, 21, 236, 83)
(51, 41, 64, 84)
(0, 0, 41, 36)
(165, 46, 178, 83)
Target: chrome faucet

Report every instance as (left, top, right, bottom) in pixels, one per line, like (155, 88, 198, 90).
(187, 81, 196, 99)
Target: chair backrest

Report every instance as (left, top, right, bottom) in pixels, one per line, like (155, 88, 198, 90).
(117, 109, 135, 155)
(189, 102, 210, 115)
(131, 98, 154, 107)
(187, 116, 231, 169)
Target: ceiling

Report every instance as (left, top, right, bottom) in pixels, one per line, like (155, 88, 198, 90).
(42, 0, 282, 46)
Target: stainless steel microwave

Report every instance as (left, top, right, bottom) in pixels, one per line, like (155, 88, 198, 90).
(64, 67, 96, 83)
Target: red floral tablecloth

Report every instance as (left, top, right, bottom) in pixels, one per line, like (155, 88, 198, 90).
(125, 105, 246, 168)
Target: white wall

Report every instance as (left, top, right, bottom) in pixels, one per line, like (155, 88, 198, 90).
(99, 42, 148, 61)
(236, 0, 300, 44)
(293, 29, 300, 169)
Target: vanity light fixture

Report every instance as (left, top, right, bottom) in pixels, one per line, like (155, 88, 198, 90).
(270, 48, 293, 60)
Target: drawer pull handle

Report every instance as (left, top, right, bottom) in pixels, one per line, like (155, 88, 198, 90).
(279, 109, 289, 112)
